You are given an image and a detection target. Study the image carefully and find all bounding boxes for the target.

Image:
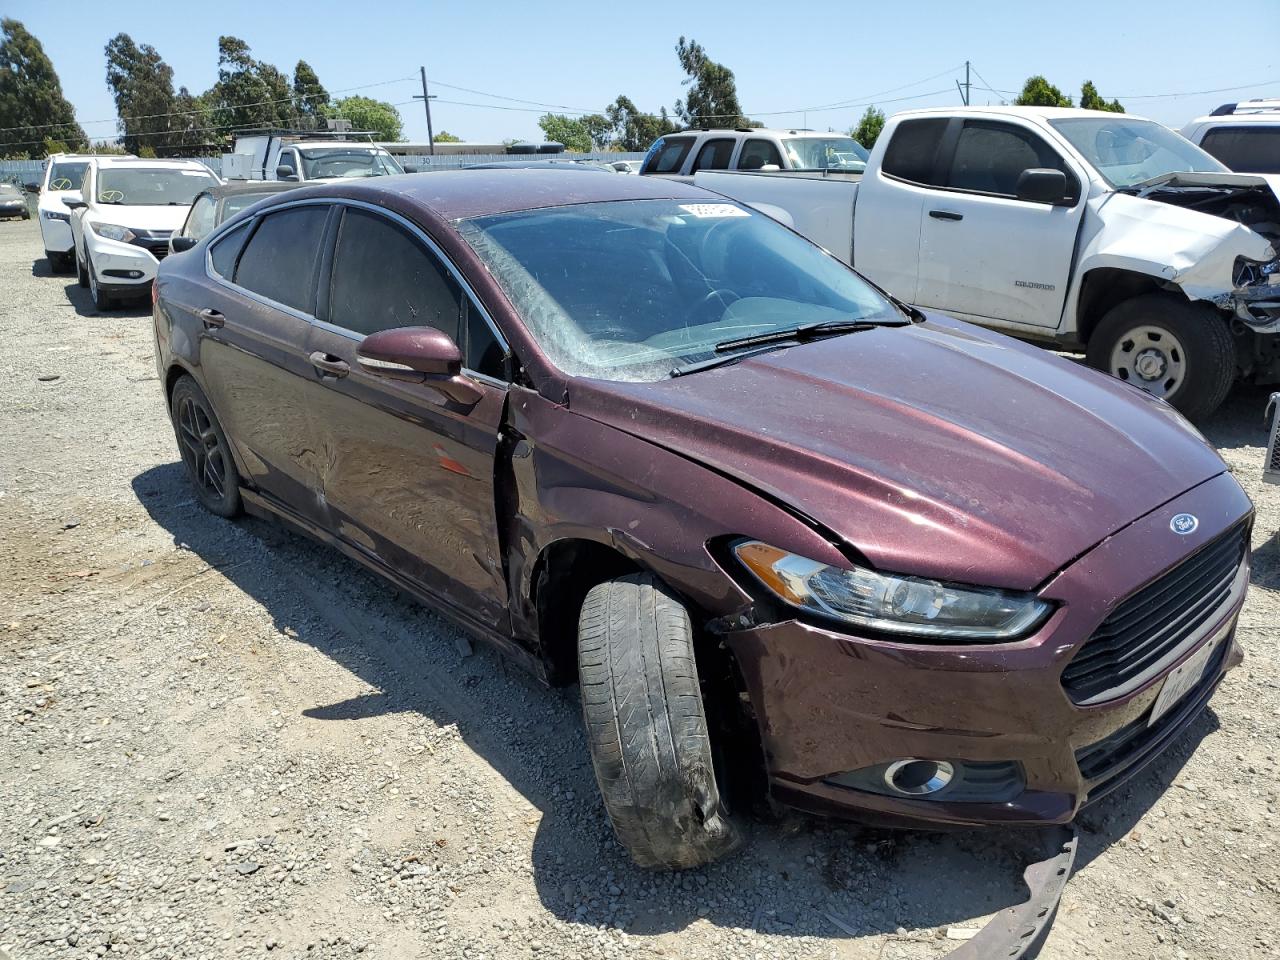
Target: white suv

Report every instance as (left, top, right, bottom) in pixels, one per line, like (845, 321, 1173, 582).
(66, 158, 219, 310)
(640, 128, 869, 177)
(1182, 100, 1280, 174)
(28, 154, 108, 272)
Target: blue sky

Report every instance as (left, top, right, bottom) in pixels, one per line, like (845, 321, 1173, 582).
(9, 0, 1280, 147)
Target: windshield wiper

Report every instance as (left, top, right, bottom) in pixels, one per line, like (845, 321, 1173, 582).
(712, 318, 909, 354)
(671, 344, 798, 378)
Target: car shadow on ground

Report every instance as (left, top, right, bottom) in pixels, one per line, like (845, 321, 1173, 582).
(58, 275, 150, 320)
(130, 459, 1207, 949)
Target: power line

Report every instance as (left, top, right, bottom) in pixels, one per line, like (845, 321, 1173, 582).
(429, 80, 600, 114)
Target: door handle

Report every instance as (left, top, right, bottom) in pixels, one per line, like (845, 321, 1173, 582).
(929, 210, 964, 221)
(197, 308, 225, 329)
(309, 351, 350, 379)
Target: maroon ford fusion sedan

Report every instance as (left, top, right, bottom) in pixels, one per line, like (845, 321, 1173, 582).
(152, 171, 1251, 870)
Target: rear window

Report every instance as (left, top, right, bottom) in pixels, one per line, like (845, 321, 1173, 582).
(209, 222, 250, 278)
(642, 137, 695, 174)
(1199, 126, 1280, 174)
(234, 206, 329, 313)
(881, 118, 948, 186)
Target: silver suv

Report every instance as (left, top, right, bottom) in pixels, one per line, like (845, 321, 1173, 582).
(640, 128, 868, 178)
(1182, 100, 1280, 174)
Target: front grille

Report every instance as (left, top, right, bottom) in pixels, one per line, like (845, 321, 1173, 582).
(1266, 393, 1280, 484)
(129, 232, 171, 261)
(1061, 523, 1247, 704)
(1075, 639, 1226, 800)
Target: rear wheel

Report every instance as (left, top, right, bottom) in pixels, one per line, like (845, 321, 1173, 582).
(1085, 294, 1236, 421)
(170, 375, 242, 518)
(578, 573, 742, 870)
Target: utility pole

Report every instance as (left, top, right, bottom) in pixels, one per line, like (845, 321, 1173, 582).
(415, 66, 437, 155)
(956, 61, 971, 106)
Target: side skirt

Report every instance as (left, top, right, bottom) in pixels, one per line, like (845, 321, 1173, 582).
(239, 487, 550, 683)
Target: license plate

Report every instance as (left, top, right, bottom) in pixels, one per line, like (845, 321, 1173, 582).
(1148, 622, 1231, 727)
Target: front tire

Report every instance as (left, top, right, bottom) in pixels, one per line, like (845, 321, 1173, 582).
(170, 375, 242, 518)
(1085, 294, 1235, 421)
(76, 248, 88, 287)
(87, 254, 113, 311)
(578, 573, 742, 870)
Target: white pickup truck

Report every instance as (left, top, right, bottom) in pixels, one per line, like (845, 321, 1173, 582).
(695, 106, 1280, 419)
(222, 132, 408, 182)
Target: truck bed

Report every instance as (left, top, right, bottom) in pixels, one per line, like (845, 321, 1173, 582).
(692, 170, 861, 264)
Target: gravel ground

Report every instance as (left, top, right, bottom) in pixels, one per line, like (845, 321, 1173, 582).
(1, 216, 1277, 960)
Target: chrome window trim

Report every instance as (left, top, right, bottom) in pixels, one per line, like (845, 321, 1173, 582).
(202, 196, 511, 381)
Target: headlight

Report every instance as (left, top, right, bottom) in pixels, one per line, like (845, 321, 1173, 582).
(733, 541, 1052, 640)
(90, 222, 136, 243)
(42, 210, 70, 222)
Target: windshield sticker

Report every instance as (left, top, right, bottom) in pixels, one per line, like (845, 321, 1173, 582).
(677, 203, 749, 219)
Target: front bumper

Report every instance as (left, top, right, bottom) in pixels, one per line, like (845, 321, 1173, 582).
(725, 471, 1252, 827)
(0, 201, 26, 217)
(85, 233, 163, 289)
(38, 215, 72, 252)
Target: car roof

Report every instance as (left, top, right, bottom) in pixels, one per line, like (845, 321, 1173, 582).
(272, 169, 713, 221)
(669, 128, 855, 139)
(462, 159, 614, 171)
(895, 105, 1152, 122)
(87, 157, 214, 170)
(1188, 113, 1280, 126)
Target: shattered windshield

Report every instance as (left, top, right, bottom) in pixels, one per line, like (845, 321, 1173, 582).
(458, 198, 899, 382)
(1049, 117, 1226, 188)
(297, 148, 403, 179)
(782, 137, 869, 171)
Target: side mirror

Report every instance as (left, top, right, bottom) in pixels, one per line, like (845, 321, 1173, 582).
(401, 162, 420, 173)
(357, 326, 482, 405)
(23, 182, 39, 193)
(169, 235, 198, 255)
(1015, 168, 1070, 205)
(759, 163, 781, 172)
(62, 193, 86, 210)
(275, 165, 298, 181)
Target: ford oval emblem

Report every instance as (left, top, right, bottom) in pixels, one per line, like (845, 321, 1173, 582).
(1171, 513, 1199, 535)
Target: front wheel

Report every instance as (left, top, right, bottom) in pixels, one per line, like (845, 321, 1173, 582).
(87, 255, 113, 311)
(170, 375, 242, 518)
(578, 573, 743, 870)
(1085, 294, 1236, 421)
(76, 248, 88, 287)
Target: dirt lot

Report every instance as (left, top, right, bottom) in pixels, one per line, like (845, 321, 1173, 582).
(1, 215, 1277, 960)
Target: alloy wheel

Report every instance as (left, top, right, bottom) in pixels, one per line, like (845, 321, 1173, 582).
(177, 395, 228, 502)
(1109, 324, 1187, 400)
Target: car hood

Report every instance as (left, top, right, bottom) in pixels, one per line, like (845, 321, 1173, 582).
(567, 315, 1227, 591)
(86, 204, 191, 232)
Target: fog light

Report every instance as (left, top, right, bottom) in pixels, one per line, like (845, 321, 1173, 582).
(883, 759, 954, 796)
(826, 759, 1024, 802)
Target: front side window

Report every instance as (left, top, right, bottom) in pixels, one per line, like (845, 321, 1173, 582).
(96, 167, 217, 206)
(297, 148, 403, 180)
(781, 137, 868, 172)
(458, 199, 901, 382)
(738, 139, 784, 170)
(691, 138, 735, 172)
(46, 161, 88, 191)
(234, 206, 330, 313)
(328, 209, 461, 339)
(1198, 126, 1280, 174)
(947, 121, 1074, 197)
(642, 137, 695, 174)
(183, 194, 217, 239)
(1049, 117, 1226, 188)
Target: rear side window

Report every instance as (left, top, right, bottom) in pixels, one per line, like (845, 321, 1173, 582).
(234, 205, 329, 313)
(947, 121, 1073, 197)
(642, 137, 695, 174)
(691, 138, 735, 172)
(328, 209, 462, 340)
(1199, 126, 1280, 174)
(209, 221, 251, 279)
(881, 118, 948, 186)
(738, 139, 784, 170)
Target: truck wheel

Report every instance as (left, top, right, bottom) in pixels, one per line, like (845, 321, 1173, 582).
(1085, 295, 1235, 421)
(170, 375, 242, 518)
(578, 573, 742, 870)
